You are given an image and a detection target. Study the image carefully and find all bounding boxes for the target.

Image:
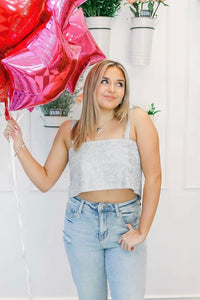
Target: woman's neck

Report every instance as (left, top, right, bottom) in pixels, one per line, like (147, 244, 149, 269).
(97, 111, 115, 126)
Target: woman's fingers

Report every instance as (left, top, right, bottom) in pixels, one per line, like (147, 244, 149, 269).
(118, 224, 137, 252)
(120, 239, 134, 252)
(3, 119, 22, 143)
(11, 117, 20, 130)
(4, 121, 15, 139)
(119, 233, 133, 251)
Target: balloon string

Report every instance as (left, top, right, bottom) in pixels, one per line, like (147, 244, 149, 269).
(8, 112, 33, 300)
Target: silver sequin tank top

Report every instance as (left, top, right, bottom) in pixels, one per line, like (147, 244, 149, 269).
(68, 109, 142, 199)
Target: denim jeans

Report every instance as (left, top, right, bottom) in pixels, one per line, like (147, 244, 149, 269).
(63, 196, 147, 300)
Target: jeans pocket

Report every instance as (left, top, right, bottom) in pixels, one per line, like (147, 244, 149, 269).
(119, 205, 141, 228)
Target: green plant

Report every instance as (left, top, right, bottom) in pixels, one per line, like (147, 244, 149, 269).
(126, 0, 168, 18)
(147, 103, 161, 115)
(40, 90, 76, 116)
(79, 0, 122, 17)
(131, 103, 161, 115)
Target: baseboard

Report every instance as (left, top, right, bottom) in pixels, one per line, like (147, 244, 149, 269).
(1, 297, 200, 300)
(146, 297, 200, 300)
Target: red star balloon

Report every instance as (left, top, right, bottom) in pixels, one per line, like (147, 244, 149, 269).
(0, 59, 10, 119)
(0, 0, 47, 54)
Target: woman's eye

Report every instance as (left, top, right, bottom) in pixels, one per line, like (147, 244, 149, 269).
(117, 82, 124, 87)
(101, 79, 108, 84)
(100, 79, 124, 87)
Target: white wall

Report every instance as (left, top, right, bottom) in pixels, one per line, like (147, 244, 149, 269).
(0, 0, 200, 299)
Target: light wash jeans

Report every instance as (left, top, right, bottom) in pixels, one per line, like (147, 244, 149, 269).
(63, 196, 147, 300)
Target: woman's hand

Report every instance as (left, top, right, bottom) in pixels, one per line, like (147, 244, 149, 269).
(118, 224, 145, 252)
(3, 118, 24, 151)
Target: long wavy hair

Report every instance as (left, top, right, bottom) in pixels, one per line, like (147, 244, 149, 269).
(71, 60, 130, 151)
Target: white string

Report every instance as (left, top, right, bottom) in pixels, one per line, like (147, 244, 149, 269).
(0, 103, 5, 116)
(8, 111, 33, 300)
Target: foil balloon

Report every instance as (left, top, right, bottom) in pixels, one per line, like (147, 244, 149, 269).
(2, 17, 81, 111)
(0, 57, 7, 97)
(63, 8, 106, 93)
(0, 56, 10, 119)
(46, 0, 87, 30)
(0, 0, 47, 54)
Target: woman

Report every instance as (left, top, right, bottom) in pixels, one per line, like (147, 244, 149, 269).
(4, 60, 161, 300)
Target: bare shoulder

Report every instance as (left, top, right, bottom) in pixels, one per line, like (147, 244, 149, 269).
(130, 107, 158, 142)
(60, 119, 72, 130)
(130, 106, 150, 122)
(56, 120, 74, 149)
(131, 107, 154, 127)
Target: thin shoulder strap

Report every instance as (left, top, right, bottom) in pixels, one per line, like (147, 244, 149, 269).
(71, 119, 77, 129)
(124, 108, 133, 139)
(124, 106, 139, 139)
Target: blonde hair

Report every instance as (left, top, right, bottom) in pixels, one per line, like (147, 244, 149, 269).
(71, 60, 130, 151)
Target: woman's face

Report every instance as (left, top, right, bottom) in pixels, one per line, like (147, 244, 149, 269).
(96, 66, 125, 110)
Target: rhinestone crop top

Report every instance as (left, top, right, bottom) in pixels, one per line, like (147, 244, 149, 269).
(68, 109, 142, 199)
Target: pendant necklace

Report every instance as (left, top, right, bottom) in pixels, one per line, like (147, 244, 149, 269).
(96, 118, 114, 134)
(97, 127, 102, 134)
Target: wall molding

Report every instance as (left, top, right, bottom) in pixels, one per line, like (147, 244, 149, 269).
(183, 186, 200, 190)
(182, 0, 191, 190)
(182, 0, 200, 190)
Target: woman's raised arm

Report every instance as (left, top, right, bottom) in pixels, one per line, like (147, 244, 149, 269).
(4, 118, 71, 192)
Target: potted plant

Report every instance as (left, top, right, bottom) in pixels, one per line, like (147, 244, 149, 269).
(40, 90, 76, 128)
(79, 0, 122, 57)
(127, 0, 168, 18)
(126, 0, 168, 65)
(146, 102, 161, 121)
(146, 102, 161, 116)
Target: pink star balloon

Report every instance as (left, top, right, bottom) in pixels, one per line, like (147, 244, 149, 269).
(64, 8, 106, 93)
(46, 0, 87, 30)
(0, 0, 106, 119)
(2, 17, 81, 111)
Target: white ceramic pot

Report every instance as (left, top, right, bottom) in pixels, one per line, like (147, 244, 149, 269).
(86, 17, 112, 58)
(129, 17, 155, 65)
(42, 116, 71, 128)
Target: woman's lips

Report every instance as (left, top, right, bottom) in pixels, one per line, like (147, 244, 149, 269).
(104, 95, 116, 100)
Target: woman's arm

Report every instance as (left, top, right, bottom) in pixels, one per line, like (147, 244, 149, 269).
(4, 118, 71, 192)
(118, 108, 162, 251)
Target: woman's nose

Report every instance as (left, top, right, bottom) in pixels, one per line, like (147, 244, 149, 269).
(108, 83, 115, 92)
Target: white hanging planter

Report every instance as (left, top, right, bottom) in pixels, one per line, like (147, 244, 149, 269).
(86, 16, 112, 58)
(41, 116, 72, 128)
(129, 17, 156, 66)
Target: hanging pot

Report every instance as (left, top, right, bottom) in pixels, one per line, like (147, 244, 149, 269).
(129, 17, 156, 65)
(86, 17, 112, 58)
(41, 116, 71, 128)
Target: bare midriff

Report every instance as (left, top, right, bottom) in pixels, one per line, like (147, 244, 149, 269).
(77, 188, 138, 203)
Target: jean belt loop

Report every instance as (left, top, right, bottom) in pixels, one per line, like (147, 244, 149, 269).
(78, 200, 85, 214)
(114, 204, 120, 218)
